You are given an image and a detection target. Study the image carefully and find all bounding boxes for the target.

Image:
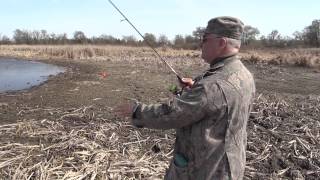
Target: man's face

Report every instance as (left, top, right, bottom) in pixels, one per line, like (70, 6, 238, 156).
(201, 34, 225, 64)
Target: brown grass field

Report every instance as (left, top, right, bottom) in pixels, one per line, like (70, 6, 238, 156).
(0, 45, 320, 179)
(1, 45, 320, 68)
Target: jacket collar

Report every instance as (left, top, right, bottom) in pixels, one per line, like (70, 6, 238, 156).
(209, 54, 237, 71)
(194, 54, 239, 82)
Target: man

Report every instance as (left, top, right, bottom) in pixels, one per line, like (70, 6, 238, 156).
(117, 16, 255, 180)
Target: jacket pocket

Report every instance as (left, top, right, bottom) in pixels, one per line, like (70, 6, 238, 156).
(165, 161, 189, 180)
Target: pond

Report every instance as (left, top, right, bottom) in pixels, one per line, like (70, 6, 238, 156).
(0, 58, 65, 93)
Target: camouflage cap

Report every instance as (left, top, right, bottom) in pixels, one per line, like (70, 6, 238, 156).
(205, 16, 244, 40)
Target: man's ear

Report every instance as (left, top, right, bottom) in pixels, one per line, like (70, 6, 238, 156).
(219, 38, 227, 48)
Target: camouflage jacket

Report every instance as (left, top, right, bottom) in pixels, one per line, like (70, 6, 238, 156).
(132, 55, 255, 180)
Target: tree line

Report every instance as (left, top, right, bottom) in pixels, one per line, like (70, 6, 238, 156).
(0, 29, 202, 49)
(0, 19, 319, 49)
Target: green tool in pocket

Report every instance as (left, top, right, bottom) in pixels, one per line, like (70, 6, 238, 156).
(174, 153, 188, 168)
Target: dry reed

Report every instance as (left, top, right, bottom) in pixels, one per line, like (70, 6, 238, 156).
(0, 94, 319, 179)
(0, 105, 174, 179)
(241, 48, 320, 69)
(1, 45, 320, 69)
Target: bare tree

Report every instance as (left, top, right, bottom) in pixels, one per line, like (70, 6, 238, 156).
(184, 35, 198, 49)
(13, 29, 24, 44)
(192, 27, 205, 41)
(97, 34, 119, 44)
(1, 35, 11, 44)
(49, 33, 57, 44)
(303, 19, 320, 47)
(143, 33, 157, 47)
(242, 25, 260, 45)
(158, 34, 170, 47)
(31, 30, 41, 44)
(0, 34, 11, 44)
(73, 31, 87, 44)
(55, 33, 68, 44)
(40, 30, 49, 44)
(268, 30, 280, 41)
(13, 29, 33, 44)
(293, 31, 303, 41)
(173, 35, 185, 49)
(122, 35, 137, 46)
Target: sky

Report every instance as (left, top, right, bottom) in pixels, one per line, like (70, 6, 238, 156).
(0, 0, 319, 40)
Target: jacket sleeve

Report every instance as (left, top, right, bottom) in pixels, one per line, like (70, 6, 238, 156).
(132, 83, 208, 129)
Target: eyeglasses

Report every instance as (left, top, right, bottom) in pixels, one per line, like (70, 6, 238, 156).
(201, 34, 223, 43)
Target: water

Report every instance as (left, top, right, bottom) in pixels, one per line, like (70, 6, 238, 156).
(0, 58, 65, 93)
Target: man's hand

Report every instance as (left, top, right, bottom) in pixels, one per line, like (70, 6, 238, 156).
(179, 78, 194, 88)
(114, 102, 136, 118)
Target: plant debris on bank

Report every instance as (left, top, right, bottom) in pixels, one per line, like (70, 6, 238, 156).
(0, 94, 319, 179)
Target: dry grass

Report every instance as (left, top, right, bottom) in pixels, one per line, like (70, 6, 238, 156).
(0, 45, 199, 61)
(246, 94, 320, 179)
(0, 105, 174, 179)
(1, 45, 320, 69)
(241, 48, 320, 69)
(0, 94, 319, 179)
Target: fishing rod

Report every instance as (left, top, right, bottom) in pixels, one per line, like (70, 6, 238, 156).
(107, 0, 183, 83)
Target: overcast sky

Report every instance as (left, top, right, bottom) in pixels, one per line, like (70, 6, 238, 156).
(1, 0, 319, 39)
